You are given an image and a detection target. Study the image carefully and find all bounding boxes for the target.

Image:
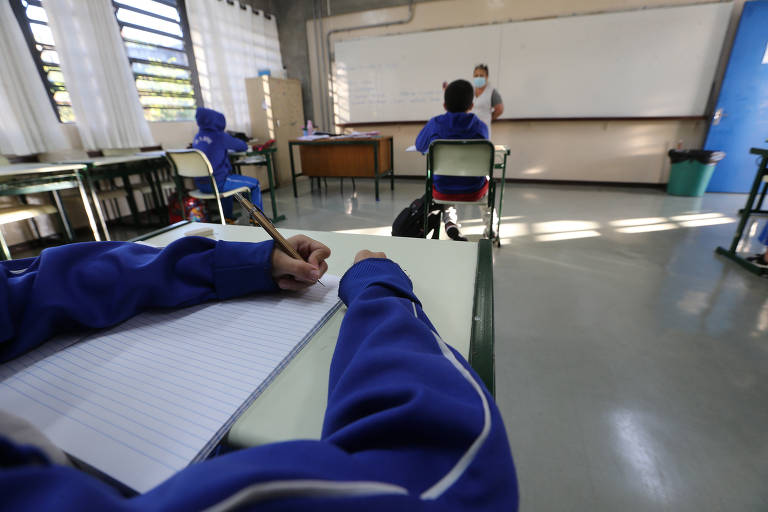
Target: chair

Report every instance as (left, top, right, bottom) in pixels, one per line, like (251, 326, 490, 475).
(425, 139, 499, 245)
(166, 149, 250, 224)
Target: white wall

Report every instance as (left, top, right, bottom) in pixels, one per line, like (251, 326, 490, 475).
(305, 0, 744, 182)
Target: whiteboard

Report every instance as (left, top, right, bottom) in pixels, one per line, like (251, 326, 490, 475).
(333, 2, 732, 122)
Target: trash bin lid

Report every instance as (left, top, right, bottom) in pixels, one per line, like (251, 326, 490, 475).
(668, 149, 725, 164)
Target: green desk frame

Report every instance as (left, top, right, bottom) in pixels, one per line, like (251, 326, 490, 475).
(77, 156, 169, 241)
(229, 147, 284, 223)
(288, 138, 395, 201)
(715, 147, 768, 277)
(0, 166, 100, 259)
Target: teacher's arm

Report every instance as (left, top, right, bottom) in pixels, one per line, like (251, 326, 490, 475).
(491, 89, 504, 121)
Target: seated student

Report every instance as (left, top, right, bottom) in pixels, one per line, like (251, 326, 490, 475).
(0, 237, 519, 511)
(193, 107, 263, 223)
(415, 79, 496, 241)
(747, 222, 768, 268)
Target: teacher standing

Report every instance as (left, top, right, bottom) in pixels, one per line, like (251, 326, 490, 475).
(471, 64, 504, 140)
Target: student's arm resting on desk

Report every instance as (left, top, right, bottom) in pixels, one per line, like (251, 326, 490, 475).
(220, 132, 249, 153)
(0, 236, 328, 363)
(0, 253, 516, 511)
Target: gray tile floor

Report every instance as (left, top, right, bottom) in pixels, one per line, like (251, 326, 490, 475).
(271, 178, 768, 511)
(15, 177, 768, 510)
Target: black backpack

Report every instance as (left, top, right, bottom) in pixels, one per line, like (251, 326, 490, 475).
(392, 195, 442, 239)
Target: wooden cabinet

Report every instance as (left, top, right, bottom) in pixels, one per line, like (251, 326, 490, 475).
(246, 77, 304, 188)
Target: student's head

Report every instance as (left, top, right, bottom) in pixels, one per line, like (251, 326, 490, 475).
(443, 79, 474, 113)
(195, 107, 226, 131)
(473, 64, 489, 88)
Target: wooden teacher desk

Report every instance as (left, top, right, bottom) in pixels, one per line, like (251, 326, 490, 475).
(136, 222, 494, 448)
(288, 136, 394, 201)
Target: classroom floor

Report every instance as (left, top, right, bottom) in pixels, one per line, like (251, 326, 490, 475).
(13, 177, 768, 510)
(267, 178, 768, 512)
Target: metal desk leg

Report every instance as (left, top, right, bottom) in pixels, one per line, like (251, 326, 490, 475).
(85, 171, 111, 241)
(374, 141, 380, 202)
(50, 190, 74, 241)
(121, 174, 141, 225)
(75, 172, 102, 241)
(726, 156, 767, 253)
(289, 142, 298, 198)
(496, 153, 508, 247)
(265, 153, 285, 223)
(389, 137, 394, 190)
(0, 229, 10, 260)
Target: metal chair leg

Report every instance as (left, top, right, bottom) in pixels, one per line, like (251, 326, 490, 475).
(0, 228, 11, 260)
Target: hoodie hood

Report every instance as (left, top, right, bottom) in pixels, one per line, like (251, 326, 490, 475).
(196, 107, 226, 131)
(437, 112, 485, 138)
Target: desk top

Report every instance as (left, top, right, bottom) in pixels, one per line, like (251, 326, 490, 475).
(58, 154, 164, 167)
(290, 135, 392, 144)
(139, 223, 479, 446)
(0, 162, 86, 178)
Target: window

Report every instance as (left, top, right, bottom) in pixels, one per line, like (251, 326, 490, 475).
(112, 0, 201, 122)
(11, 0, 201, 123)
(11, 0, 74, 122)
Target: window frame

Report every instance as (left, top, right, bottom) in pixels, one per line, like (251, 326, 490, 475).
(10, 0, 73, 123)
(112, 0, 203, 122)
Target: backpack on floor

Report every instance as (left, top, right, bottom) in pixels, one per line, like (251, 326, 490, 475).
(392, 194, 441, 239)
(168, 193, 209, 223)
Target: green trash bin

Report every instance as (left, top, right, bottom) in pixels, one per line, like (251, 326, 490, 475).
(667, 150, 725, 197)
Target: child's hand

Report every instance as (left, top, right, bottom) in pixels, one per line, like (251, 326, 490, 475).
(354, 250, 387, 264)
(271, 235, 330, 290)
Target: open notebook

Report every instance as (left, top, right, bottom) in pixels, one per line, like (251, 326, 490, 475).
(0, 276, 341, 493)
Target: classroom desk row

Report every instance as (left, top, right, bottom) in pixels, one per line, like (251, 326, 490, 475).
(0, 149, 284, 257)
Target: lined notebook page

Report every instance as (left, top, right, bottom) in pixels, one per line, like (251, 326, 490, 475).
(0, 276, 340, 493)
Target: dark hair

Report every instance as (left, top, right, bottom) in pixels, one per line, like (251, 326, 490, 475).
(474, 64, 489, 76)
(444, 79, 474, 113)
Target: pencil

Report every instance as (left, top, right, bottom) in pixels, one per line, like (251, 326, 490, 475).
(233, 193, 325, 286)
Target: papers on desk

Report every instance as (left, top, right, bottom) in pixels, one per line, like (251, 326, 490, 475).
(0, 277, 341, 493)
(297, 134, 330, 141)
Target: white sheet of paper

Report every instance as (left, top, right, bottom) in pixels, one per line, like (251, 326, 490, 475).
(0, 276, 341, 493)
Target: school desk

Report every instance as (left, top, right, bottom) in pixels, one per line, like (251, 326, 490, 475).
(135, 222, 494, 447)
(288, 136, 394, 201)
(0, 162, 101, 258)
(58, 154, 169, 240)
(229, 146, 285, 223)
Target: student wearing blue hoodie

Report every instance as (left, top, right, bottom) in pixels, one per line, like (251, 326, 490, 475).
(0, 237, 519, 511)
(415, 80, 496, 241)
(193, 107, 263, 222)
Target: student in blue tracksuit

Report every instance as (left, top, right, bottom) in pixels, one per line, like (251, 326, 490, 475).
(415, 79, 496, 241)
(193, 107, 263, 222)
(0, 237, 518, 511)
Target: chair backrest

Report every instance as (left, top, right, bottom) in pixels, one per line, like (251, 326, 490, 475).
(166, 149, 215, 179)
(428, 139, 495, 177)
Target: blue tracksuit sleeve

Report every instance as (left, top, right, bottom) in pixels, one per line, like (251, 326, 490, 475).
(0, 257, 517, 511)
(0, 238, 277, 363)
(415, 119, 438, 154)
(221, 133, 249, 152)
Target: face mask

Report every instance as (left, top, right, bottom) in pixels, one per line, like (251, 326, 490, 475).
(473, 76, 486, 88)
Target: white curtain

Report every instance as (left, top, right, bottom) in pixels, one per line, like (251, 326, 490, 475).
(0, 1, 68, 156)
(43, 0, 154, 150)
(186, 0, 284, 135)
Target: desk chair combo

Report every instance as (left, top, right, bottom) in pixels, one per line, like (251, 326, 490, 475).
(425, 139, 502, 246)
(166, 149, 250, 225)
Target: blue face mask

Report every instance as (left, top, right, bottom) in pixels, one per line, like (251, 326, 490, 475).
(473, 76, 486, 88)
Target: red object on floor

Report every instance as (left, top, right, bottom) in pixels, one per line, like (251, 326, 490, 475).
(432, 179, 489, 202)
